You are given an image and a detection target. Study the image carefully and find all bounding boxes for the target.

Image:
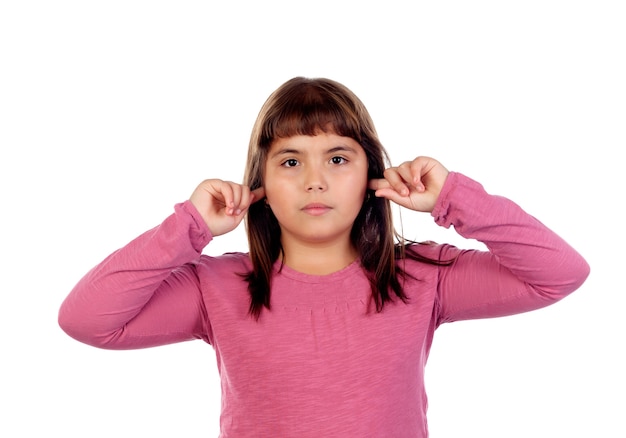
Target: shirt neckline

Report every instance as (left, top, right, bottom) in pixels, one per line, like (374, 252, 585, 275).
(273, 259, 363, 284)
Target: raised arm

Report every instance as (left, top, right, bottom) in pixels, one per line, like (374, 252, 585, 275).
(58, 201, 213, 349)
(58, 180, 264, 349)
(431, 171, 589, 322)
(370, 157, 590, 322)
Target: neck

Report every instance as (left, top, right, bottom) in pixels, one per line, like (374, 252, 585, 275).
(280, 239, 359, 275)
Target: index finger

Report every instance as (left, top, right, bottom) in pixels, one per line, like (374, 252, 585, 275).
(368, 178, 391, 191)
(251, 186, 266, 203)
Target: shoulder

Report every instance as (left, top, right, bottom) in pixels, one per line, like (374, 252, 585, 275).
(403, 241, 463, 263)
(194, 252, 252, 304)
(196, 251, 252, 275)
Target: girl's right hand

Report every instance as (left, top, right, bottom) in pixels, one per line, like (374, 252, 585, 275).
(189, 180, 265, 237)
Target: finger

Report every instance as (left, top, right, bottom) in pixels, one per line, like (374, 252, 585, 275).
(228, 182, 244, 214)
(368, 178, 391, 191)
(395, 163, 418, 190)
(233, 185, 266, 215)
(233, 185, 253, 216)
(383, 168, 411, 196)
(215, 181, 235, 214)
(369, 178, 409, 204)
(372, 184, 413, 207)
(251, 186, 266, 203)
(409, 158, 431, 191)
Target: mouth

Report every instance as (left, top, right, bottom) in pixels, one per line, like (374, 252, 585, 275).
(301, 203, 332, 216)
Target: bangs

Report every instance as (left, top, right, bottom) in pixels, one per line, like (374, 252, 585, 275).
(260, 80, 363, 146)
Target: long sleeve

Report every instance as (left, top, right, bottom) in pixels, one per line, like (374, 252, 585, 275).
(58, 201, 214, 349)
(430, 172, 590, 324)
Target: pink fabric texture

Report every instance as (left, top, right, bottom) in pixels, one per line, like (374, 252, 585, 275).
(58, 172, 589, 437)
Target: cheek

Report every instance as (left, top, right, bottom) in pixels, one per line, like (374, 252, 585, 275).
(351, 171, 369, 198)
(341, 174, 368, 214)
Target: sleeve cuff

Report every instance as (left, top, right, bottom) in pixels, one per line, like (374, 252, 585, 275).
(175, 200, 213, 252)
(431, 171, 460, 229)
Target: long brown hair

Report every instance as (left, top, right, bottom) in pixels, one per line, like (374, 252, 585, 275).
(243, 77, 446, 319)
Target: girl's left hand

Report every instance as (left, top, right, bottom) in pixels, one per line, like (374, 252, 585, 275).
(368, 156, 449, 213)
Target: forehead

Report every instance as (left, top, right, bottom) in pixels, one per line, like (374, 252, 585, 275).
(269, 132, 363, 155)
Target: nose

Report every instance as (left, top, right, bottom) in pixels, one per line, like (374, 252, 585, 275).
(304, 165, 327, 192)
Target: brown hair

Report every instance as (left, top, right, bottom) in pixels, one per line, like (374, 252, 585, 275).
(243, 77, 445, 319)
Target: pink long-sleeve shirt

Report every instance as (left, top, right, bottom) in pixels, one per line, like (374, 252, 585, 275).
(58, 172, 589, 437)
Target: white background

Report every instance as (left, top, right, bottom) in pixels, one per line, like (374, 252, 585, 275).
(1, 1, 624, 436)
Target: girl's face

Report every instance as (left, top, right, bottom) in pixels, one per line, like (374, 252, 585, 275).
(263, 131, 368, 249)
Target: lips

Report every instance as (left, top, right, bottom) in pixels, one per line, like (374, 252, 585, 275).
(302, 203, 332, 216)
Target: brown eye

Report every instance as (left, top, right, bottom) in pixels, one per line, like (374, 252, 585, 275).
(330, 156, 347, 165)
(282, 159, 299, 167)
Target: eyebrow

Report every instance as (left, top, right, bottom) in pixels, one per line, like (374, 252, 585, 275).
(269, 145, 358, 159)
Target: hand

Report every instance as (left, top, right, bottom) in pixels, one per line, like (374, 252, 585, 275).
(368, 156, 449, 213)
(189, 180, 265, 236)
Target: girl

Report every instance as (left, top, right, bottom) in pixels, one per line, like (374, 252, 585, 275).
(58, 77, 590, 437)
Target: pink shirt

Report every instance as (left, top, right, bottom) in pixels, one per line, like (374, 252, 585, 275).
(58, 172, 589, 437)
